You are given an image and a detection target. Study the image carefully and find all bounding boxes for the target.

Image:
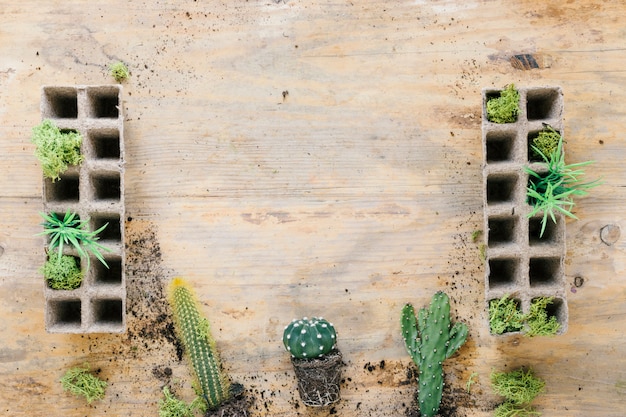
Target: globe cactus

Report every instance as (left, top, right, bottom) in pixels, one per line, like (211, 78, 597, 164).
(283, 317, 337, 359)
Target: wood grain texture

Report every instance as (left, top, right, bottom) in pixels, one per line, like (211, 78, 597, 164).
(0, 1, 625, 416)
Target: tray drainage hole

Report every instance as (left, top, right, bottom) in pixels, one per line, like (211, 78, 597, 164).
(90, 129, 120, 160)
(487, 174, 517, 204)
(88, 87, 119, 118)
(43, 87, 78, 119)
(91, 213, 121, 242)
(49, 299, 81, 326)
(93, 299, 123, 324)
(44, 174, 80, 202)
(93, 257, 122, 285)
(488, 216, 517, 246)
(91, 172, 121, 201)
(532, 296, 566, 329)
(488, 258, 518, 288)
(529, 216, 560, 245)
(486, 131, 516, 163)
(526, 87, 560, 121)
(529, 257, 561, 287)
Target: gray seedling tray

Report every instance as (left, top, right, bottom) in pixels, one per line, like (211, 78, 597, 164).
(41, 85, 126, 333)
(481, 86, 568, 335)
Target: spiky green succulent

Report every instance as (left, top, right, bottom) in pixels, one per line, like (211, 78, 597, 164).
(401, 292, 469, 417)
(525, 133, 601, 237)
(283, 317, 337, 360)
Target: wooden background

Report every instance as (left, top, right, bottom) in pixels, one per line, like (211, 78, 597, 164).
(1, 1, 625, 416)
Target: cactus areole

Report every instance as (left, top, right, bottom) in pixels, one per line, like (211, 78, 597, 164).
(283, 317, 337, 360)
(401, 292, 469, 417)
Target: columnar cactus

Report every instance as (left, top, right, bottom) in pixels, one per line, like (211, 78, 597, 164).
(283, 317, 337, 359)
(401, 292, 469, 417)
(168, 277, 231, 410)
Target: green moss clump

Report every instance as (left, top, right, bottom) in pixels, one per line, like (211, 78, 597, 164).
(489, 295, 525, 335)
(31, 119, 83, 181)
(491, 368, 545, 416)
(60, 364, 107, 404)
(525, 297, 560, 337)
(487, 84, 520, 124)
(491, 368, 545, 405)
(531, 126, 561, 160)
(40, 251, 83, 290)
(494, 401, 541, 417)
(158, 387, 196, 417)
(109, 61, 130, 82)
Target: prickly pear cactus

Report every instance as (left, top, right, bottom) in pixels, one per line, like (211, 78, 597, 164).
(168, 277, 231, 410)
(401, 292, 469, 417)
(283, 317, 337, 359)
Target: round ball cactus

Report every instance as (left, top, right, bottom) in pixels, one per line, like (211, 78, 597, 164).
(283, 317, 337, 359)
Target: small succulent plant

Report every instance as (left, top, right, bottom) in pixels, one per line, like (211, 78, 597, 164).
(283, 317, 337, 360)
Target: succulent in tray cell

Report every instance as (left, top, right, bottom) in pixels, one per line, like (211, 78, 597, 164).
(39, 209, 111, 269)
(525, 131, 601, 237)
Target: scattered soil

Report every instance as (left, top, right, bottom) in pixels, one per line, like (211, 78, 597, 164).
(205, 389, 254, 417)
(124, 218, 182, 361)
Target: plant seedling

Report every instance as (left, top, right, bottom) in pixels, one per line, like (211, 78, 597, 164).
(60, 364, 107, 404)
(31, 119, 83, 181)
(525, 132, 601, 237)
(39, 210, 111, 268)
(41, 251, 84, 290)
(109, 61, 130, 82)
(487, 84, 520, 124)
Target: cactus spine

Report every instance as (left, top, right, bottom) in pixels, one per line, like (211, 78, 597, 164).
(283, 317, 337, 359)
(168, 277, 230, 410)
(401, 292, 469, 417)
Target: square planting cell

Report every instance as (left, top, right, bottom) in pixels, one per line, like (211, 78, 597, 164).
(44, 174, 79, 202)
(42, 87, 78, 119)
(91, 172, 121, 201)
(529, 257, 562, 287)
(486, 131, 516, 162)
(488, 216, 517, 246)
(91, 213, 121, 242)
(49, 299, 81, 327)
(93, 299, 123, 325)
(93, 256, 123, 286)
(486, 174, 517, 204)
(527, 128, 563, 162)
(526, 88, 560, 121)
(532, 297, 567, 331)
(87, 87, 120, 118)
(89, 128, 121, 160)
(488, 258, 518, 289)
(529, 216, 561, 245)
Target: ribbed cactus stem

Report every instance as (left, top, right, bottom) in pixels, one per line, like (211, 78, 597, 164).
(168, 277, 231, 410)
(401, 292, 468, 417)
(283, 317, 337, 360)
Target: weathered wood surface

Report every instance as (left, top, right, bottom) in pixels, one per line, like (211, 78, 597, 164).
(1, 1, 625, 416)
